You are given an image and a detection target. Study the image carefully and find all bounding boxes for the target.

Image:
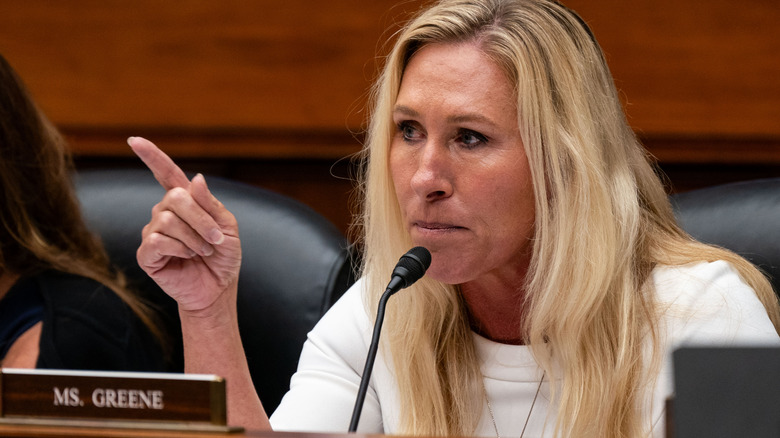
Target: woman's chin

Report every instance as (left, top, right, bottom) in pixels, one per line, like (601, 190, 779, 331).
(424, 263, 473, 286)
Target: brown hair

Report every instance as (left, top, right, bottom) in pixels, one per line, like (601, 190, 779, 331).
(0, 53, 164, 346)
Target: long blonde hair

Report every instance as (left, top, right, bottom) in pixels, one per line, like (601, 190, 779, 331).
(353, 0, 780, 436)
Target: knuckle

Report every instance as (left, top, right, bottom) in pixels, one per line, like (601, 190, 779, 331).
(157, 210, 178, 228)
(145, 232, 167, 248)
(136, 240, 156, 270)
(167, 187, 190, 203)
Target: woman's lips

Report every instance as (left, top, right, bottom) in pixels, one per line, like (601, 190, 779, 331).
(413, 222, 464, 232)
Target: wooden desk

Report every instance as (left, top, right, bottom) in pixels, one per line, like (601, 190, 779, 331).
(0, 422, 233, 437)
(0, 423, 321, 438)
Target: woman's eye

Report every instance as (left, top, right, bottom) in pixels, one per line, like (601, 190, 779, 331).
(458, 129, 487, 149)
(398, 121, 422, 142)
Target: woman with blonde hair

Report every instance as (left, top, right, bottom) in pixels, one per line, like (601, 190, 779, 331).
(130, 0, 780, 436)
(0, 53, 165, 371)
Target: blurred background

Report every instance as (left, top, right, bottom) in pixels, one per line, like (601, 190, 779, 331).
(1, 0, 778, 237)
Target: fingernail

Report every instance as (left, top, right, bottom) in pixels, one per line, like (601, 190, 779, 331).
(209, 228, 225, 245)
(127, 137, 135, 146)
(202, 244, 214, 257)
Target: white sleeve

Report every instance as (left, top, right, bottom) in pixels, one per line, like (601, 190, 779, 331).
(648, 260, 780, 437)
(269, 279, 384, 434)
(655, 260, 779, 346)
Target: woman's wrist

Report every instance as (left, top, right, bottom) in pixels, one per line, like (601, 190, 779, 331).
(177, 283, 241, 349)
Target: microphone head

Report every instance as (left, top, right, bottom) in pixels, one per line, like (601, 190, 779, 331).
(392, 246, 432, 288)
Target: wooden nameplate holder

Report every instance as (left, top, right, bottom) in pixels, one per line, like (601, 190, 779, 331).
(0, 368, 242, 433)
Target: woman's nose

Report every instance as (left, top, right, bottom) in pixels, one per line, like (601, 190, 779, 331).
(409, 141, 453, 202)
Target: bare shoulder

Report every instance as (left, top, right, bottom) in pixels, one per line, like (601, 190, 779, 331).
(2, 321, 42, 368)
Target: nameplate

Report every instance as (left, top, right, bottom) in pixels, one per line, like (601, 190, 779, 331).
(0, 368, 238, 432)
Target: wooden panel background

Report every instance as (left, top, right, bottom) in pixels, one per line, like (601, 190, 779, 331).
(1, 0, 779, 235)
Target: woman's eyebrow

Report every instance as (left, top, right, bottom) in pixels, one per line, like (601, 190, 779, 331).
(394, 105, 498, 129)
(447, 113, 498, 129)
(392, 105, 420, 118)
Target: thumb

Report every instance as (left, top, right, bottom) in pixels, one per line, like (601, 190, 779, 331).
(190, 174, 237, 238)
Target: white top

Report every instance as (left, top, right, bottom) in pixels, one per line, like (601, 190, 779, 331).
(270, 260, 780, 437)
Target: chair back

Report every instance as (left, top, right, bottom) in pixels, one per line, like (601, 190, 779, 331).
(74, 168, 356, 413)
(671, 178, 780, 295)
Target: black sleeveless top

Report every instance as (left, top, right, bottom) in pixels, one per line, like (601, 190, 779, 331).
(0, 270, 166, 371)
(0, 278, 44, 360)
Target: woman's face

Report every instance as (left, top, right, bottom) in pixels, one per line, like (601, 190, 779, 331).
(390, 42, 536, 287)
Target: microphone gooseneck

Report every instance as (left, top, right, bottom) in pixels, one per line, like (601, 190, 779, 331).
(348, 246, 432, 433)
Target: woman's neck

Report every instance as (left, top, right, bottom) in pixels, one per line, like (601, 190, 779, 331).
(460, 280, 528, 345)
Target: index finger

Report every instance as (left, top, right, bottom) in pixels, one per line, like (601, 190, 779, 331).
(127, 136, 191, 190)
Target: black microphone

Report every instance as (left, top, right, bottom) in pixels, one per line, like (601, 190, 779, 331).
(348, 246, 432, 433)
